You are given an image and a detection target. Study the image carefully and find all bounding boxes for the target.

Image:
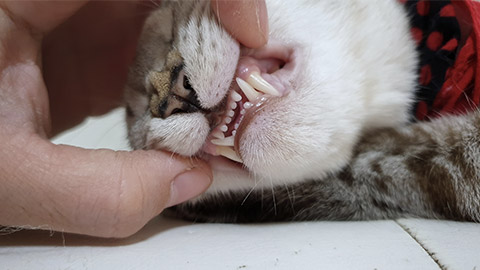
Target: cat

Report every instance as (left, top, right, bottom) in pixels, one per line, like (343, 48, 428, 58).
(124, 0, 480, 222)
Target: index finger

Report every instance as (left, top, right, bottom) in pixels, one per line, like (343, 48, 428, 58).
(211, 0, 268, 48)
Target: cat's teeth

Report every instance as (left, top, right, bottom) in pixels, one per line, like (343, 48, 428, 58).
(246, 71, 281, 96)
(211, 136, 234, 146)
(230, 102, 237, 109)
(244, 102, 253, 109)
(231, 91, 242, 102)
(216, 146, 243, 163)
(220, 125, 228, 132)
(212, 130, 225, 139)
(225, 117, 232, 124)
(236, 77, 260, 101)
(240, 109, 246, 115)
(228, 110, 235, 117)
(232, 130, 236, 136)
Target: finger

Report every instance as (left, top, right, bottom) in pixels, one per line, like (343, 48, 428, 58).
(0, 134, 212, 238)
(1, 1, 88, 33)
(211, 0, 268, 48)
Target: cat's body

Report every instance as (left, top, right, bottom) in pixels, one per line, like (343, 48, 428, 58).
(125, 0, 480, 222)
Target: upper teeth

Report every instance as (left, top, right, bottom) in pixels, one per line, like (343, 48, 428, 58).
(236, 77, 260, 101)
(246, 71, 281, 97)
(210, 72, 281, 164)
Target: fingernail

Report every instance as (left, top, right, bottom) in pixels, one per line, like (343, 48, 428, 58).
(255, 0, 269, 45)
(167, 168, 212, 207)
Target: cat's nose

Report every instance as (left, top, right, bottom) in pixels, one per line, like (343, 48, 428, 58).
(149, 68, 202, 119)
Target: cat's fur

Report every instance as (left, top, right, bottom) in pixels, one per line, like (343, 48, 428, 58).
(125, 0, 480, 222)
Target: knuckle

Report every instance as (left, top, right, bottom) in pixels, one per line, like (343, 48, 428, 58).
(88, 157, 152, 238)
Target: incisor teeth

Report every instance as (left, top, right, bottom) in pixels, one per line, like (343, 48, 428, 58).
(232, 91, 242, 102)
(211, 136, 234, 146)
(230, 102, 237, 109)
(217, 146, 243, 163)
(225, 117, 232, 124)
(247, 71, 281, 96)
(220, 125, 228, 132)
(228, 110, 235, 117)
(236, 77, 260, 101)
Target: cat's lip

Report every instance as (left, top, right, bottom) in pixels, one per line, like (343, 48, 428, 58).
(202, 42, 299, 166)
(234, 43, 298, 153)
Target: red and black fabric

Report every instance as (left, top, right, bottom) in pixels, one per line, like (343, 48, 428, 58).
(401, 0, 480, 121)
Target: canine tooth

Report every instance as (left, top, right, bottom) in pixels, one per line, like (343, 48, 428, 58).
(247, 71, 281, 96)
(230, 102, 237, 109)
(217, 146, 243, 163)
(244, 102, 253, 109)
(231, 91, 242, 102)
(212, 130, 225, 139)
(220, 125, 228, 132)
(211, 136, 234, 146)
(225, 117, 232, 124)
(236, 77, 260, 101)
(228, 110, 235, 117)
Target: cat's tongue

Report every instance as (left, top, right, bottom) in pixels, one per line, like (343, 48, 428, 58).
(202, 43, 297, 164)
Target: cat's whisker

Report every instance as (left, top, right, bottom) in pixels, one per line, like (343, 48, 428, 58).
(270, 177, 277, 216)
(241, 181, 260, 206)
(283, 182, 296, 212)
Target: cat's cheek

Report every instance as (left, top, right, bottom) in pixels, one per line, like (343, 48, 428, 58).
(237, 109, 302, 181)
(127, 113, 150, 150)
(147, 113, 210, 156)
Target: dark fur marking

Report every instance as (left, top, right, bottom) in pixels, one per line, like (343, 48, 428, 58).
(406, 149, 464, 220)
(337, 167, 354, 186)
(126, 105, 134, 117)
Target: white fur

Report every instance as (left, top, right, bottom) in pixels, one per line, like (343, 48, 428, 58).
(125, 0, 418, 195)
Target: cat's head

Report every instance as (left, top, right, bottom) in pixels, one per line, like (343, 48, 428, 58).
(125, 1, 414, 193)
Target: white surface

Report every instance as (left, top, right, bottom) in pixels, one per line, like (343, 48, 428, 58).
(1, 218, 439, 270)
(398, 219, 480, 270)
(1, 108, 479, 269)
(51, 107, 130, 150)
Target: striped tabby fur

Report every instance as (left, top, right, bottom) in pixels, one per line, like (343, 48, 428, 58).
(174, 111, 480, 222)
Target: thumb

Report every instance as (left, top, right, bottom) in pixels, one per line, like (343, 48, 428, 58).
(1, 135, 212, 238)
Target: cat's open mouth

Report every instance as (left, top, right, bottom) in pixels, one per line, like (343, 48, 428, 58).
(201, 43, 298, 167)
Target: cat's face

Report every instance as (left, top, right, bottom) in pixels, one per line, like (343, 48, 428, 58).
(125, 0, 416, 193)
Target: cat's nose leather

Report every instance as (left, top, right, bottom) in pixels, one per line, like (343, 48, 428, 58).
(149, 68, 202, 119)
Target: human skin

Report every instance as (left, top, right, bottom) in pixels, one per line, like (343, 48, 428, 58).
(0, 0, 267, 238)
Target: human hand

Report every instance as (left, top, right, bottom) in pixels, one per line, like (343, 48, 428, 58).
(212, 0, 268, 48)
(0, 0, 267, 238)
